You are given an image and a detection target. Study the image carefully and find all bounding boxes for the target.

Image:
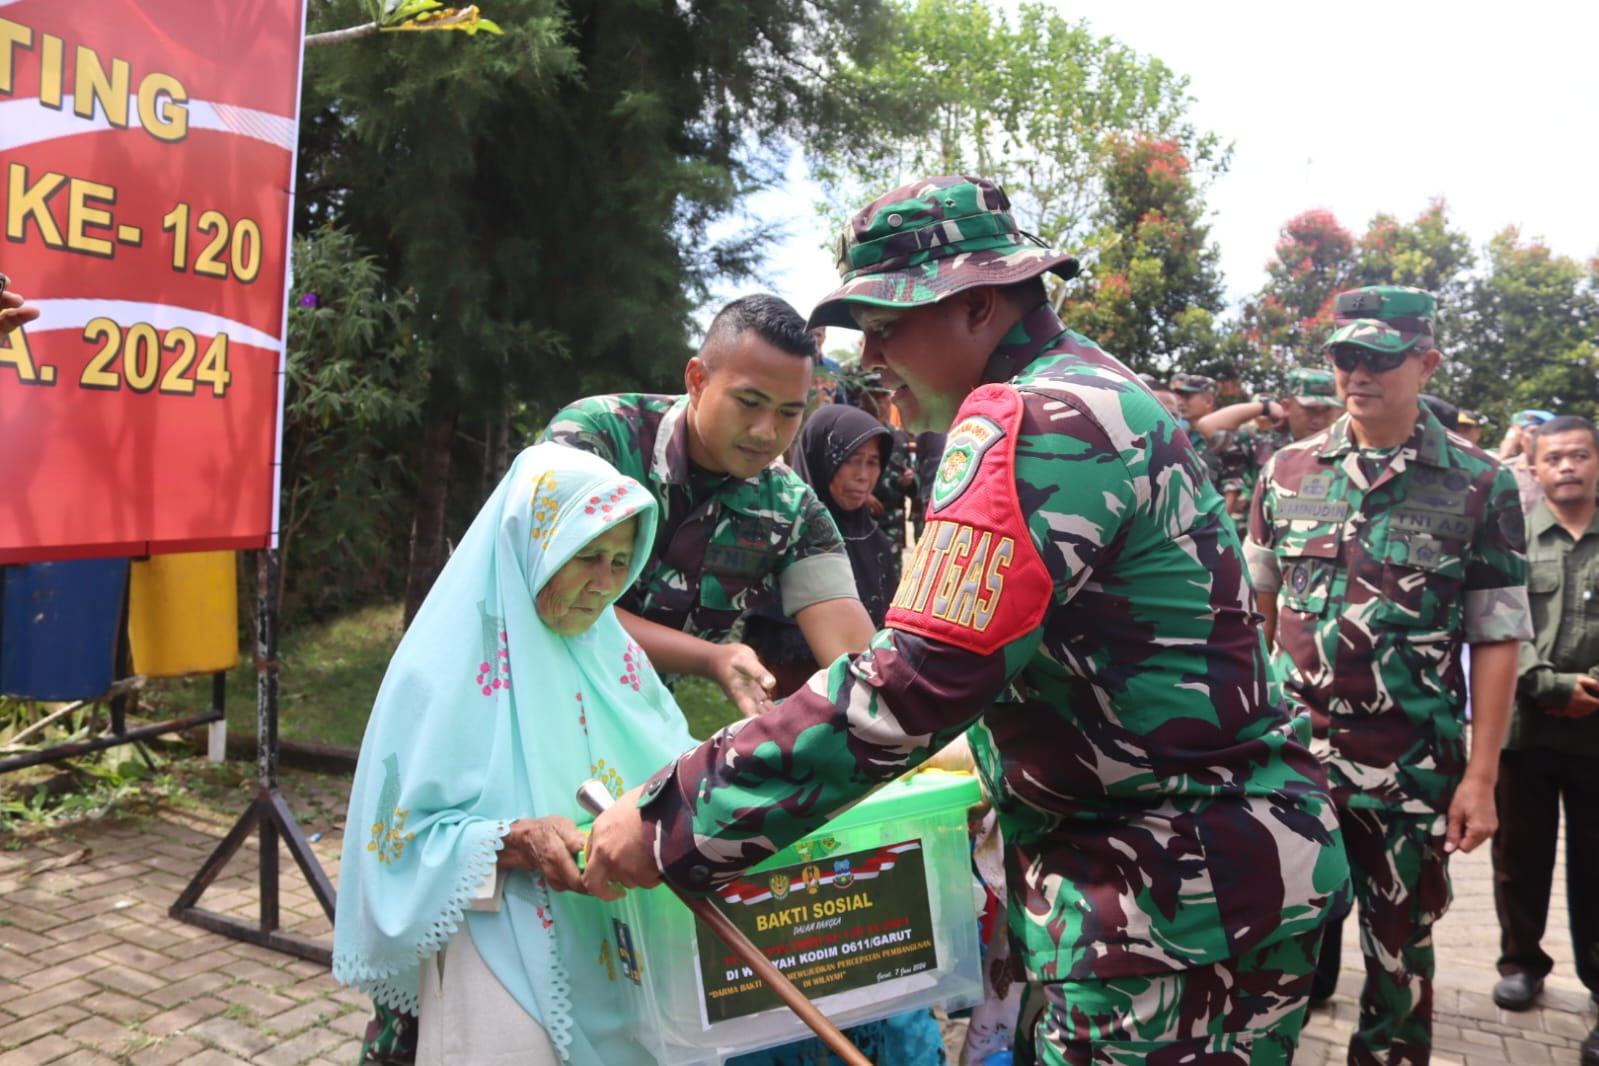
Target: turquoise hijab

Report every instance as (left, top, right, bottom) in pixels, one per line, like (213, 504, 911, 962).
(333, 443, 695, 1064)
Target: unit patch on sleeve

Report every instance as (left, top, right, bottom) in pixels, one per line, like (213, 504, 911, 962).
(930, 414, 1006, 513)
(888, 386, 1051, 656)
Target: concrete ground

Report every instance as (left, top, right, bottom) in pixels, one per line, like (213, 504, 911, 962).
(1, 764, 1593, 1064)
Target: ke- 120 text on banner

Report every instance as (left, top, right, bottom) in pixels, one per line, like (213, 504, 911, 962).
(0, 0, 308, 564)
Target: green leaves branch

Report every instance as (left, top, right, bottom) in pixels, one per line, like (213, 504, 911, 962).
(305, 0, 501, 47)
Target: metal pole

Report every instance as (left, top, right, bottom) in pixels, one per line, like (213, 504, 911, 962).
(257, 548, 279, 789)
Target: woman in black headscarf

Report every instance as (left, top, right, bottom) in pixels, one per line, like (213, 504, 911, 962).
(744, 403, 897, 697)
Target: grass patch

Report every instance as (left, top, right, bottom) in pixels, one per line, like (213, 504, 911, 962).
(674, 676, 743, 740)
(141, 601, 744, 749)
(141, 602, 406, 749)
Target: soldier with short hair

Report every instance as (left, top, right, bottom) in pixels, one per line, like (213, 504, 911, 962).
(586, 175, 1350, 1065)
(540, 293, 878, 717)
(1169, 371, 1223, 486)
(1170, 371, 1218, 422)
(1247, 285, 1532, 1066)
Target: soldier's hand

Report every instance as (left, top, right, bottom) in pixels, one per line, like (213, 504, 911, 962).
(865, 495, 886, 518)
(1556, 675, 1599, 719)
(710, 642, 777, 718)
(581, 785, 661, 900)
(0, 279, 40, 336)
(1444, 775, 1497, 854)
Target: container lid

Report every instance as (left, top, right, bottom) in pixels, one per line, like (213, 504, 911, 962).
(801, 770, 982, 838)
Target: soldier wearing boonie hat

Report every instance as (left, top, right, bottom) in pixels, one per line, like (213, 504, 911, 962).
(582, 175, 1350, 1066)
(1247, 284, 1532, 1063)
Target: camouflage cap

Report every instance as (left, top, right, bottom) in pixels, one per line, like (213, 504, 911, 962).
(807, 176, 1079, 330)
(1285, 367, 1338, 407)
(1322, 285, 1437, 354)
(1169, 372, 1217, 395)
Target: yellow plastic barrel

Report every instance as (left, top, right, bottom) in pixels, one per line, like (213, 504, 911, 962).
(127, 551, 240, 677)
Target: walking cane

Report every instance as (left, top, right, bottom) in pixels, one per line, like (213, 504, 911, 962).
(576, 780, 873, 1066)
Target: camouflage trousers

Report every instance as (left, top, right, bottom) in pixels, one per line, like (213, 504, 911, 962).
(1013, 929, 1322, 1065)
(1338, 806, 1452, 1066)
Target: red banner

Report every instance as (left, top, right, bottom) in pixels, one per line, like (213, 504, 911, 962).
(0, 0, 306, 563)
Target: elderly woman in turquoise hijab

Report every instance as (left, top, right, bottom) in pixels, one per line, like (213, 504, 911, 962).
(333, 442, 695, 1064)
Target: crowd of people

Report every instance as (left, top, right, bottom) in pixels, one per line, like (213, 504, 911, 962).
(5, 164, 1595, 1066)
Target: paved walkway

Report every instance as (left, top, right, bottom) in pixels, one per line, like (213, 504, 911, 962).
(1, 764, 1593, 1064)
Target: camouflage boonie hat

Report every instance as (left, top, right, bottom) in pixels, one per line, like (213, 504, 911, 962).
(807, 176, 1079, 330)
(1169, 372, 1217, 395)
(1285, 367, 1338, 407)
(1323, 285, 1436, 353)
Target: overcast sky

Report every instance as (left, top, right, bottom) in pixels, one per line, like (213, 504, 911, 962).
(711, 1, 1599, 329)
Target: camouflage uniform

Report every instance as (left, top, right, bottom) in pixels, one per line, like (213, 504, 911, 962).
(1212, 424, 1290, 508)
(1246, 286, 1533, 1066)
(1211, 368, 1340, 528)
(1171, 373, 1224, 486)
(632, 178, 1351, 1066)
(540, 393, 858, 642)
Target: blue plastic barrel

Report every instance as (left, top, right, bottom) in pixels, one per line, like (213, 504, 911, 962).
(0, 559, 129, 701)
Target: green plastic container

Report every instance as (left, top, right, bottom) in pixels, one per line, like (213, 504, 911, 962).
(604, 770, 984, 1064)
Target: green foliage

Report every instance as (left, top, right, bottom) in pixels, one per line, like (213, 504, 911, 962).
(0, 701, 172, 833)
(1352, 200, 1476, 301)
(1239, 209, 1356, 374)
(1239, 201, 1596, 427)
(366, 0, 503, 34)
(809, 0, 1227, 251)
(1445, 228, 1599, 426)
(301, 0, 897, 413)
(1239, 201, 1477, 396)
(1058, 135, 1244, 378)
(281, 227, 423, 620)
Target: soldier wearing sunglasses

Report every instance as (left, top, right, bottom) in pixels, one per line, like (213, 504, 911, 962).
(1246, 285, 1532, 1066)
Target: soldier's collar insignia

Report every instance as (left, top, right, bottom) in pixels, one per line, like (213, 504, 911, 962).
(931, 415, 1006, 512)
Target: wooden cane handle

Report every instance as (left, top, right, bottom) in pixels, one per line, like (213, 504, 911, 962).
(576, 780, 872, 1065)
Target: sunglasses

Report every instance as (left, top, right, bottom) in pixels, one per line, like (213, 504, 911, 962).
(1327, 345, 1413, 374)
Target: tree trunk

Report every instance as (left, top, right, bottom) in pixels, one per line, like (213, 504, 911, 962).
(484, 401, 511, 498)
(402, 395, 458, 628)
